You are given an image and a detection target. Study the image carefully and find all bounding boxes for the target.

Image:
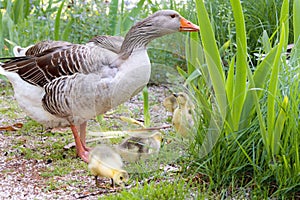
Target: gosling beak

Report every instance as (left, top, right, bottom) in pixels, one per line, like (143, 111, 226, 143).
(173, 93, 178, 98)
(179, 17, 199, 32)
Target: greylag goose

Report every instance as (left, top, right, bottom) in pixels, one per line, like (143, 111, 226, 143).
(116, 131, 162, 162)
(88, 145, 129, 187)
(172, 92, 194, 137)
(0, 10, 199, 162)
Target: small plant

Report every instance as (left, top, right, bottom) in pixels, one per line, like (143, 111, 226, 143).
(142, 86, 150, 127)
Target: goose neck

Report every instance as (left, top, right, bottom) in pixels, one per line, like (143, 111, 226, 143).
(119, 26, 157, 59)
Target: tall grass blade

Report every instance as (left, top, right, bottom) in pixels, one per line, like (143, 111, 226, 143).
(266, 26, 285, 155)
(292, 0, 300, 175)
(240, 45, 278, 129)
(230, 0, 247, 131)
(229, 0, 248, 131)
(185, 32, 201, 75)
(261, 30, 271, 53)
(195, 0, 227, 120)
(225, 56, 235, 132)
(2, 13, 16, 44)
(54, 0, 65, 40)
(62, 18, 74, 41)
(293, 0, 300, 48)
(279, 0, 289, 48)
(267, 0, 289, 156)
(12, 0, 24, 24)
(194, 0, 227, 159)
(108, 0, 119, 35)
(23, 0, 31, 18)
(272, 96, 288, 155)
(143, 87, 150, 127)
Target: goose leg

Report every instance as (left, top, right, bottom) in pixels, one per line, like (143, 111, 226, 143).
(79, 121, 91, 151)
(70, 124, 89, 163)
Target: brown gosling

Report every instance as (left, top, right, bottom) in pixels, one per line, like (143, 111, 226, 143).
(116, 131, 163, 162)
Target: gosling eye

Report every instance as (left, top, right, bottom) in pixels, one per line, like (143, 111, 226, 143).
(170, 14, 176, 18)
(120, 176, 123, 180)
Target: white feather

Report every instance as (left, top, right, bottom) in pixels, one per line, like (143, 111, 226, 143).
(13, 45, 33, 57)
(1, 69, 69, 128)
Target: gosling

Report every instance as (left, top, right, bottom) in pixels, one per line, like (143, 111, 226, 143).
(172, 92, 194, 137)
(116, 131, 163, 162)
(88, 145, 129, 187)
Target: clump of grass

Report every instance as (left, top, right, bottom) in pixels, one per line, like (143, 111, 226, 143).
(183, 0, 299, 198)
(103, 178, 205, 200)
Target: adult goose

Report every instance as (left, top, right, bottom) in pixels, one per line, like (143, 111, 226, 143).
(0, 10, 199, 163)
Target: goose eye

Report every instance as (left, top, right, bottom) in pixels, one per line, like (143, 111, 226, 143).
(170, 14, 176, 18)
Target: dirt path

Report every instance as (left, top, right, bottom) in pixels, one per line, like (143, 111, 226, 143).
(0, 84, 178, 199)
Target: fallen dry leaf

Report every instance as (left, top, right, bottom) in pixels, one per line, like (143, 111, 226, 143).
(0, 122, 23, 131)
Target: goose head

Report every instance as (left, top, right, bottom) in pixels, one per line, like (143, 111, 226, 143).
(120, 10, 199, 58)
(133, 10, 199, 36)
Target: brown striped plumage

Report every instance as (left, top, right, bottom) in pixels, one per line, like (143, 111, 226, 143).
(25, 40, 73, 56)
(0, 10, 199, 163)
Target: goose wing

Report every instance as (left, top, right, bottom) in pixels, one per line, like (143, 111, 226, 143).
(24, 36, 124, 56)
(2, 44, 117, 87)
(25, 40, 73, 56)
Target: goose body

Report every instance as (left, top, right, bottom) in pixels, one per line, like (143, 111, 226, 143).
(0, 10, 199, 162)
(9, 36, 125, 128)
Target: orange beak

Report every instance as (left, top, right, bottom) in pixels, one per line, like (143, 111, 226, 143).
(179, 17, 199, 32)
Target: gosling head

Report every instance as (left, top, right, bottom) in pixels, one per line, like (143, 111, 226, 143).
(163, 94, 178, 112)
(152, 131, 163, 143)
(173, 92, 189, 107)
(113, 170, 129, 187)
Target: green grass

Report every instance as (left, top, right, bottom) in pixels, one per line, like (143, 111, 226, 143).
(103, 178, 206, 200)
(183, 0, 299, 199)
